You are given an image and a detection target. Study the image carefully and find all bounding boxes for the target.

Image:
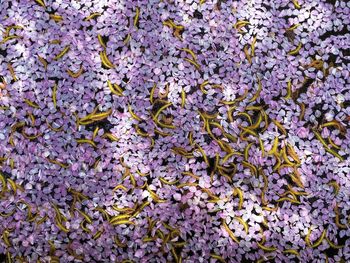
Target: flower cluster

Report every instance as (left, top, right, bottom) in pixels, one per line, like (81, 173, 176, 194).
(0, 0, 350, 262)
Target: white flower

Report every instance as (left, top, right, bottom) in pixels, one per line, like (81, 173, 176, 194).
(141, 190, 150, 199)
(325, 111, 334, 121)
(336, 94, 345, 105)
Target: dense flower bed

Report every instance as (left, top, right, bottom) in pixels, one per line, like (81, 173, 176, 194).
(0, 0, 350, 262)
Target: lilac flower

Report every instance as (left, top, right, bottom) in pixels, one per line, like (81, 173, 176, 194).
(0, 0, 350, 261)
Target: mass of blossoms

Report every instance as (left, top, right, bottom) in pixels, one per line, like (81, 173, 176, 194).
(0, 0, 349, 262)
